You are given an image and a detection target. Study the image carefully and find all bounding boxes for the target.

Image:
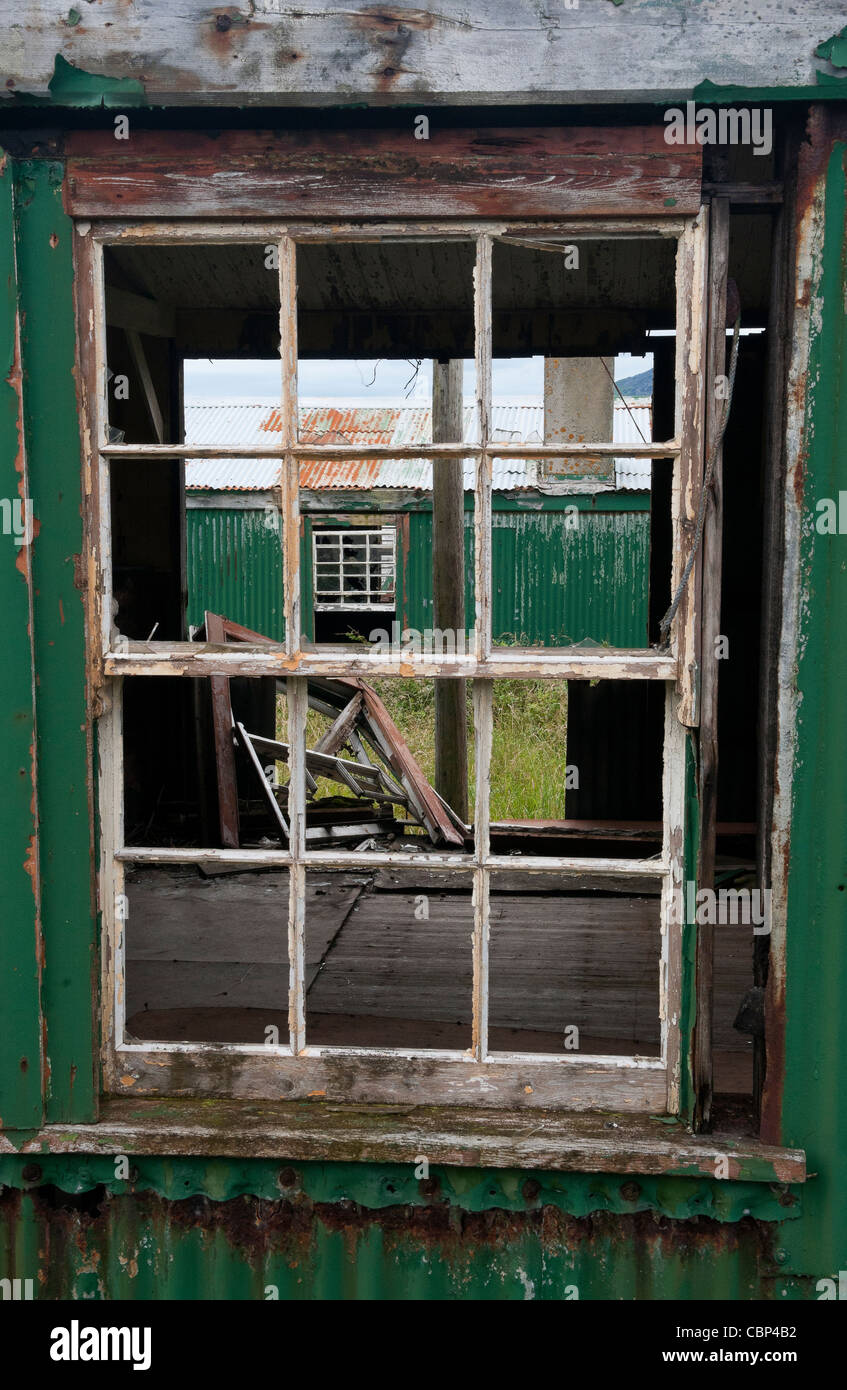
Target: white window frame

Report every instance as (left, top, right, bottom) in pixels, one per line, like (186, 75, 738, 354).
(313, 524, 397, 612)
(77, 214, 709, 1112)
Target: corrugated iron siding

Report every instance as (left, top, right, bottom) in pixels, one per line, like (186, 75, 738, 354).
(489, 508, 649, 647)
(186, 508, 285, 640)
(0, 1157, 799, 1301)
(186, 502, 650, 648)
(184, 400, 652, 492)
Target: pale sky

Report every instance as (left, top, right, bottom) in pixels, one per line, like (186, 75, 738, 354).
(183, 353, 653, 401)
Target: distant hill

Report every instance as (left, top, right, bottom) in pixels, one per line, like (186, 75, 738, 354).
(616, 368, 653, 398)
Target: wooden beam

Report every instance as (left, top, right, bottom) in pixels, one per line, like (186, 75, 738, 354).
(125, 329, 165, 445)
(12, 1098, 805, 1181)
(693, 197, 730, 1134)
(66, 128, 702, 220)
(106, 286, 175, 339)
(205, 611, 240, 850)
(105, 644, 679, 681)
(14, 1, 837, 108)
(313, 692, 364, 757)
(672, 206, 710, 726)
(432, 358, 469, 823)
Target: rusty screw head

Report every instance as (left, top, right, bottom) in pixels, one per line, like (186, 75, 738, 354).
(278, 1167, 298, 1190)
(21, 1162, 42, 1183)
(216, 14, 232, 32)
(620, 1181, 641, 1203)
(522, 1178, 541, 1202)
(418, 1174, 440, 1198)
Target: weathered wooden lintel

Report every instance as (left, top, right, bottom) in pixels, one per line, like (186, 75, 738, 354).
(65, 127, 702, 220)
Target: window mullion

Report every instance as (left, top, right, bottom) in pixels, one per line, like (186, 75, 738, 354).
(474, 234, 492, 665)
(279, 234, 301, 657)
(661, 683, 687, 1111)
(287, 676, 308, 1053)
(472, 678, 493, 1061)
(472, 236, 493, 1063)
(672, 205, 709, 725)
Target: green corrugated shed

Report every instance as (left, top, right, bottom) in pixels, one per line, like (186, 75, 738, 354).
(187, 506, 285, 640)
(187, 496, 651, 648)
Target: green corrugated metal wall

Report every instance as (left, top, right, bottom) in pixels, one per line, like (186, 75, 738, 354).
(0, 1156, 803, 1300)
(186, 506, 285, 640)
(187, 496, 651, 648)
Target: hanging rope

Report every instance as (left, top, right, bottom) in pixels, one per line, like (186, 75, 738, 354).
(658, 315, 741, 647)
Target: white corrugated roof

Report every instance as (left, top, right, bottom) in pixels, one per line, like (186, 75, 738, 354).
(183, 398, 652, 492)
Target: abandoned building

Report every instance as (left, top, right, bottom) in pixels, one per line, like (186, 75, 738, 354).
(1, 0, 847, 1310)
(183, 395, 652, 644)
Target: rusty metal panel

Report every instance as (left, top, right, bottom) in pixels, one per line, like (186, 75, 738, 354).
(0, 1155, 801, 1300)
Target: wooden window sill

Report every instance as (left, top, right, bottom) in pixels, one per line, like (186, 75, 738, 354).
(1, 1099, 805, 1183)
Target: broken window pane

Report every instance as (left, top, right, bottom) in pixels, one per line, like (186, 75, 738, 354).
(305, 866, 474, 1049)
(104, 242, 280, 447)
(124, 863, 289, 1046)
(490, 236, 674, 650)
(296, 239, 476, 647)
(488, 869, 661, 1057)
(488, 678, 664, 859)
(309, 519, 398, 643)
(291, 676, 473, 854)
(108, 454, 285, 646)
(102, 242, 284, 646)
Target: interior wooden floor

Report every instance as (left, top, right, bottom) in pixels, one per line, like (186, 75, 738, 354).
(125, 865, 754, 1092)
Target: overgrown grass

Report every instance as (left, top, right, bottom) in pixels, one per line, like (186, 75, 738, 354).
(488, 679, 569, 822)
(277, 678, 569, 822)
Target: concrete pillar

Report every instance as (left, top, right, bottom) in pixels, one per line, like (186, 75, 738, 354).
(543, 356, 615, 480)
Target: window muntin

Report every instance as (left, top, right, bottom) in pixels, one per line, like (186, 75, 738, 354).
(87, 217, 707, 1112)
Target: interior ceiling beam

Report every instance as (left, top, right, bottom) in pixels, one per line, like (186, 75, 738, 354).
(105, 286, 176, 339)
(174, 308, 658, 359)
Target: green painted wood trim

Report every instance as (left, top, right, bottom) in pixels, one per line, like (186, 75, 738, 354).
(14, 159, 97, 1122)
(779, 133, 847, 1279)
(0, 152, 44, 1130)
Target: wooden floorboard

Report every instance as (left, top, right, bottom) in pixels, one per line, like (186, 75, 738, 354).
(124, 867, 754, 1086)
